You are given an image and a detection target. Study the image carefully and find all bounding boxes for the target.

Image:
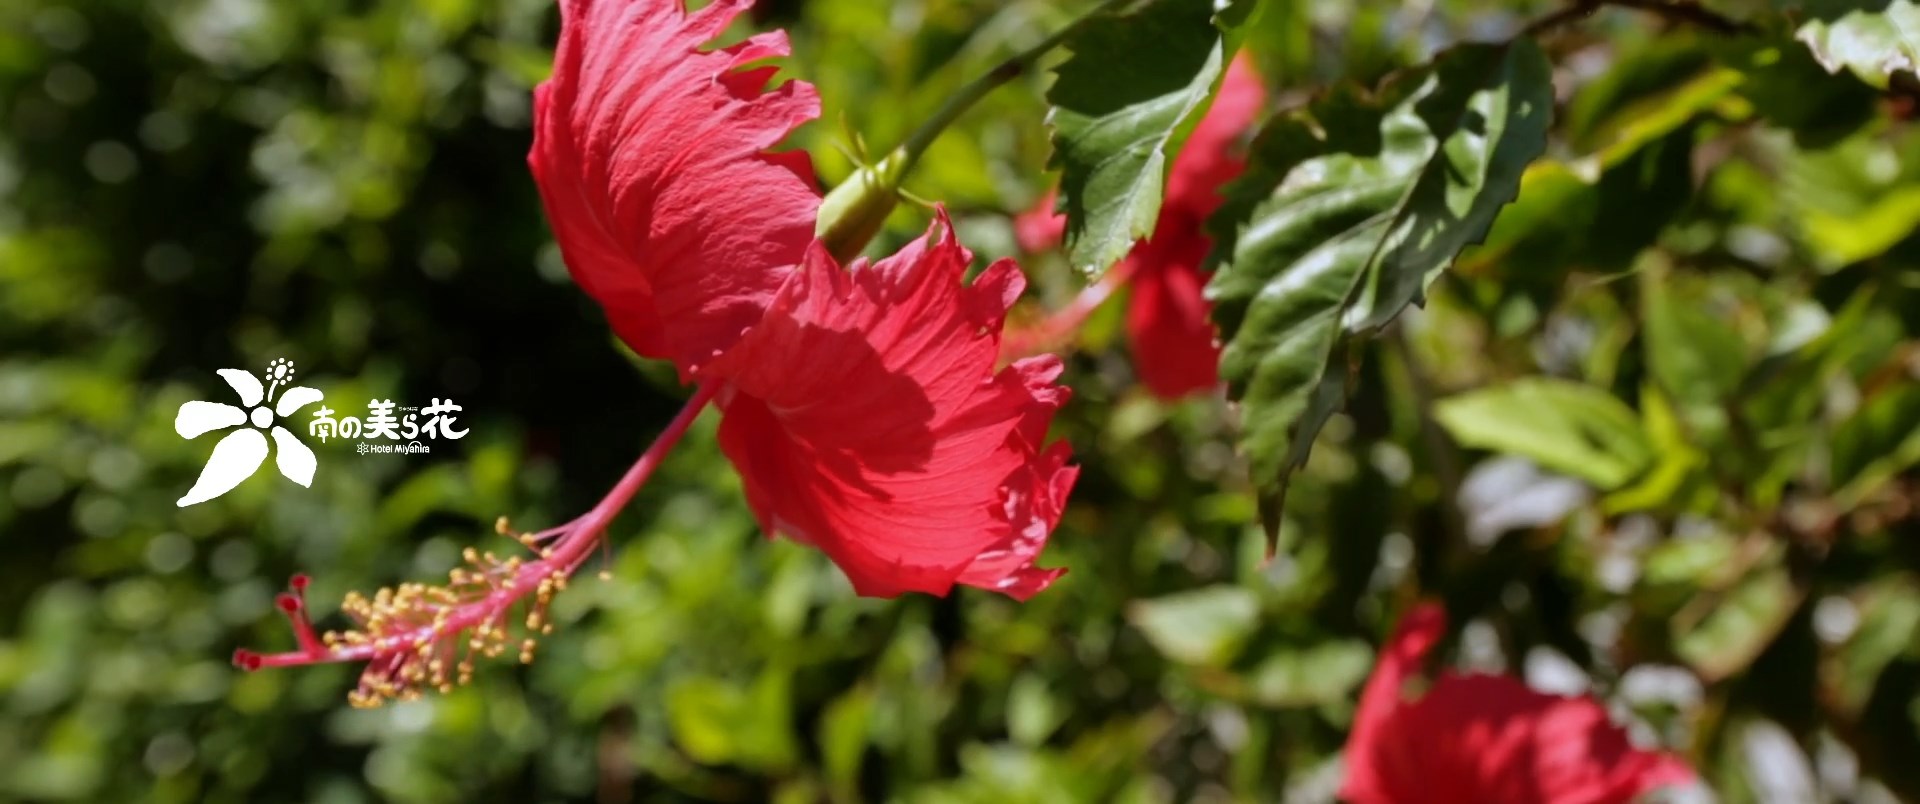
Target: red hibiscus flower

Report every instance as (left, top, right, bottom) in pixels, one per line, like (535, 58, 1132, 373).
(528, 0, 821, 377)
(1342, 602, 1695, 804)
(706, 211, 1078, 599)
(1013, 55, 1266, 399)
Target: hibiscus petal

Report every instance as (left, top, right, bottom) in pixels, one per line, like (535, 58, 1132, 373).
(529, 0, 821, 377)
(218, 369, 264, 407)
(1162, 54, 1266, 220)
(271, 426, 316, 487)
(276, 386, 324, 417)
(955, 438, 1078, 600)
(1124, 229, 1223, 399)
(1342, 603, 1695, 804)
(176, 428, 269, 507)
(710, 213, 1075, 599)
(176, 401, 246, 439)
(1014, 187, 1067, 253)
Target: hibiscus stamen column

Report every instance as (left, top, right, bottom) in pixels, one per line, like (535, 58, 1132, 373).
(233, 383, 719, 707)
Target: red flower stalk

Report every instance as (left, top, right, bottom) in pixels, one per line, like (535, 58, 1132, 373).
(1342, 602, 1695, 804)
(528, 0, 820, 377)
(233, 385, 718, 707)
(1010, 56, 1267, 399)
(707, 211, 1077, 599)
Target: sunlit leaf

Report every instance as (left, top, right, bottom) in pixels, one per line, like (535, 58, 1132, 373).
(1797, 1, 1920, 89)
(1048, 0, 1227, 275)
(1206, 40, 1552, 532)
(1434, 378, 1653, 490)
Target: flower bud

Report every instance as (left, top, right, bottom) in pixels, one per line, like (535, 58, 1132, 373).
(815, 147, 908, 262)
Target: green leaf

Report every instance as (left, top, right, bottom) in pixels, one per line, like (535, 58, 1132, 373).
(1797, 1, 1920, 89)
(1673, 564, 1805, 682)
(667, 674, 798, 770)
(1603, 385, 1712, 514)
(1206, 41, 1552, 510)
(1214, 0, 1266, 29)
(1832, 384, 1920, 507)
(1462, 59, 1735, 277)
(1048, 0, 1227, 275)
(1641, 530, 1740, 590)
(1126, 586, 1261, 666)
(1244, 640, 1373, 707)
(1007, 673, 1066, 746)
(1824, 578, 1920, 716)
(1776, 128, 1920, 270)
(1433, 378, 1654, 490)
(1724, 33, 1879, 148)
(819, 686, 873, 792)
(1643, 272, 1750, 408)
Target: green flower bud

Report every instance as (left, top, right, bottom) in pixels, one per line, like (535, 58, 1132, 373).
(815, 147, 909, 263)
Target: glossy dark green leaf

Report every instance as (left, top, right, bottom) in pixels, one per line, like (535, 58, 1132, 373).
(1048, 0, 1227, 275)
(1206, 41, 1552, 515)
(1463, 54, 1733, 277)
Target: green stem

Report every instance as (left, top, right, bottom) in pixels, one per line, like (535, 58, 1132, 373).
(896, 0, 1138, 170)
(816, 0, 1138, 261)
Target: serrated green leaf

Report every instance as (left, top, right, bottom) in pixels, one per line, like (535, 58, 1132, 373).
(1126, 586, 1260, 666)
(1433, 378, 1654, 490)
(1206, 41, 1551, 508)
(1462, 58, 1734, 277)
(1797, 1, 1920, 89)
(1345, 41, 1556, 331)
(1048, 0, 1227, 275)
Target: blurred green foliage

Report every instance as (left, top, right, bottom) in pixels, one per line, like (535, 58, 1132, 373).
(4, 0, 1920, 802)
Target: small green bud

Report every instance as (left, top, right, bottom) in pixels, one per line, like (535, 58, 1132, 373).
(815, 147, 909, 263)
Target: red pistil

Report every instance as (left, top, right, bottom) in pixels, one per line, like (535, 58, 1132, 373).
(233, 382, 719, 707)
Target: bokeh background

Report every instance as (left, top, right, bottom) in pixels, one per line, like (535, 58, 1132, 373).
(5, 0, 1920, 801)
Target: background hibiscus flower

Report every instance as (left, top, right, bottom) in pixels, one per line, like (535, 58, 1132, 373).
(1012, 55, 1267, 399)
(1343, 602, 1696, 804)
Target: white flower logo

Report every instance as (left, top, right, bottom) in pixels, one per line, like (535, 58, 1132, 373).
(175, 358, 324, 507)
